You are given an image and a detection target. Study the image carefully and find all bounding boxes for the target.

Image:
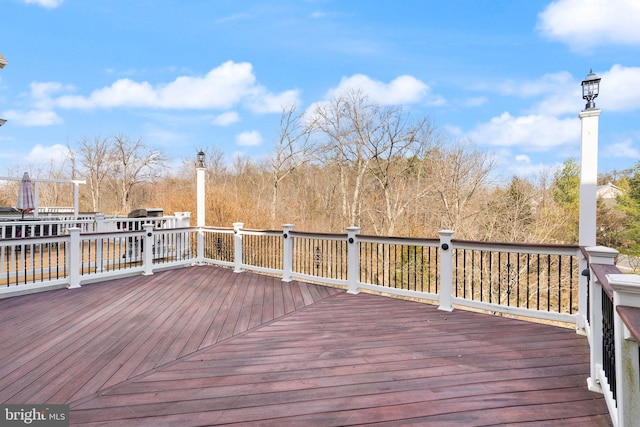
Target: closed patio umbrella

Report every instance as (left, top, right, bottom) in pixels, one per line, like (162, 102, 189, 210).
(16, 172, 35, 219)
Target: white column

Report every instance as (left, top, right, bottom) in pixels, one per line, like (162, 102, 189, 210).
(143, 223, 154, 276)
(67, 227, 82, 289)
(233, 222, 244, 273)
(438, 230, 454, 312)
(579, 109, 601, 247)
(196, 166, 205, 227)
(346, 226, 360, 295)
(282, 224, 294, 282)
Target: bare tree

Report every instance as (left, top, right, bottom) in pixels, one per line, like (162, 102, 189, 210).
(429, 141, 496, 238)
(76, 136, 111, 212)
(267, 104, 314, 228)
(366, 110, 437, 235)
(313, 90, 382, 227)
(108, 135, 165, 213)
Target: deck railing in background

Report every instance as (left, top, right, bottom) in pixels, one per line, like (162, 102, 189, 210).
(0, 236, 68, 290)
(201, 227, 234, 267)
(451, 240, 579, 324)
(357, 234, 440, 300)
(290, 230, 349, 286)
(0, 212, 192, 238)
(209, 224, 580, 323)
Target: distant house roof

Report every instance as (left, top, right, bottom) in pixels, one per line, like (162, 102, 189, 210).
(597, 182, 623, 200)
(0, 53, 7, 69)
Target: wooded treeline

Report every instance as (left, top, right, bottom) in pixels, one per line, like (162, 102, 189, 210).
(1, 91, 638, 255)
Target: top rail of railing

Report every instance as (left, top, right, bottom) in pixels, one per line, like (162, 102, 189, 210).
(0, 212, 191, 238)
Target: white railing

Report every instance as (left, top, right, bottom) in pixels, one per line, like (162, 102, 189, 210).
(1, 225, 196, 295)
(0, 211, 191, 238)
(198, 224, 581, 323)
(584, 247, 640, 427)
(1, 221, 638, 426)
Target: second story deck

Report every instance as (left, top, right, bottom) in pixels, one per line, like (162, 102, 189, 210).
(0, 265, 611, 426)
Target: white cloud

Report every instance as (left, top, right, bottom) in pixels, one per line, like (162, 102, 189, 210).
(23, 0, 63, 9)
(30, 81, 74, 109)
(603, 138, 640, 160)
(600, 65, 640, 112)
(245, 89, 301, 114)
(326, 74, 434, 105)
(212, 111, 240, 126)
(2, 109, 62, 126)
(490, 71, 581, 116)
(54, 61, 300, 112)
(236, 130, 262, 147)
(515, 154, 531, 164)
(465, 112, 579, 151)
(538, 0, 640, 49)
(497, 71, 574, 98)
(26, 144, 68, 163)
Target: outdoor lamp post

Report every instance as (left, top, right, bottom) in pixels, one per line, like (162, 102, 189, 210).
(197, 150, 205, 168)
(578, 70, 601, 248)
(578, 70, 601, 330)
(196, 150, 205, 227)
(579, 70, 602, 371)
(581, 69, 601, 110)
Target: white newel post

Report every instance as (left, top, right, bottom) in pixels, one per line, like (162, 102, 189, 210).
(67, 227, 81, 289)
(196, 165, 205, 227)
(579, 108, 601, 339)
(579, 108, 600, 248)
(607, 274, 640, 427)
(282, 224, 294, 282)
(233, 222, 244, 273)
(346, 226, 360, 295)
(94, 213, 106, 232)
(175, 212, 191, 228)
(143, 224, 154, 276)
(586, 246, 618, 394)
(438, 230, 454, 312)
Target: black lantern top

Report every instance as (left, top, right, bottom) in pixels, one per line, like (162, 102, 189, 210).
(197, 150, 205, 168)
(581, 69, 601, 110)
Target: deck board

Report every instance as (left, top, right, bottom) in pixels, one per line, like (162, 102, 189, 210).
(0, 265, 610, 426)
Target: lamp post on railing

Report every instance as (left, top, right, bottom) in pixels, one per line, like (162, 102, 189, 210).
(579, 69, 601, 248)
(196, 150, 205, 227)
(578, 70, 602, 334)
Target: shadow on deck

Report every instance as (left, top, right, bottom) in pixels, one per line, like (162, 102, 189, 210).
(0, 266, 611, 426)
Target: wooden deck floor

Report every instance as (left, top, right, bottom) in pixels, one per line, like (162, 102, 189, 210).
(0, 266, 611, 426)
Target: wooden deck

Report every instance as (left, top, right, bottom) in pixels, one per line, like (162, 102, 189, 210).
(0, 266, 611, 426)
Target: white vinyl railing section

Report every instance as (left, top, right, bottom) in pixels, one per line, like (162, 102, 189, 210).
(1, 221, 639, 426)
(583, 247, 640, 427)
(198, 224, 581, 324)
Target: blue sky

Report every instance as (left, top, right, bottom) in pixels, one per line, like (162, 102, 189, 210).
(1, 0, 639, 181)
